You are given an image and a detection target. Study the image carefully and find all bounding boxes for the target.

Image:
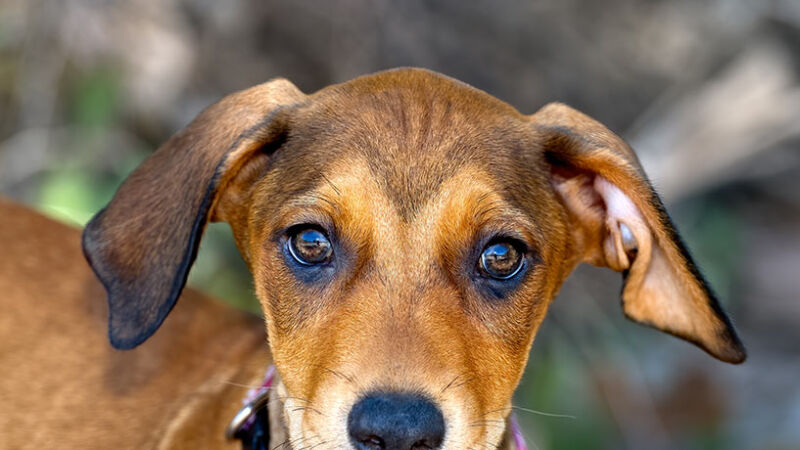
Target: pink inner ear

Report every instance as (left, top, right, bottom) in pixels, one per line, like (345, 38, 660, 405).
(593, 176, 652, 272)
(594, 177, 712, 348)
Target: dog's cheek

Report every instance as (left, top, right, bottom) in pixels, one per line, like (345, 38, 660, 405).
(250, 245, 318, 386)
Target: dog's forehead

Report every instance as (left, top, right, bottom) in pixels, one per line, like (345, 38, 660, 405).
(273, 69, 542, 220)
(312, 68, 520, 114)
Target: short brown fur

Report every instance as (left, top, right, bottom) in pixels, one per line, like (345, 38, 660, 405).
(0, 199, 270, 448)
(3, 68, 744, 449)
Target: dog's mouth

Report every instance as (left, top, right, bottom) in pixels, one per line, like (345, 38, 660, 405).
(226, 365, 529, 450)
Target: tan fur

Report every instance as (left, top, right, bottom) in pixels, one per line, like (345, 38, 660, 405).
(2, 68, 744, 449)
(0, 199, 269, 448)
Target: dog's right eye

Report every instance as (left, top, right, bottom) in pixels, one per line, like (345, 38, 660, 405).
(287, 227, 333, 265)
(479, 240, 524, 280)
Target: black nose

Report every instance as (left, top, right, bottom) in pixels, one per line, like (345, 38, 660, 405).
(348, 392, 445, 450)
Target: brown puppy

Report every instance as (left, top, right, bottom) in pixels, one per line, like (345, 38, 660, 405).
(4, 68, 745, 449)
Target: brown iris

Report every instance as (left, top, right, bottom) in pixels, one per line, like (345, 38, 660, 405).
(480, 241, 523, 279)
(288, 228, 333, 265)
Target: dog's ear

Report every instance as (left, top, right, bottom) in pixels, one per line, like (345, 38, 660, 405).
(82, 79, 305, 349)
(531, 102, 746, 364)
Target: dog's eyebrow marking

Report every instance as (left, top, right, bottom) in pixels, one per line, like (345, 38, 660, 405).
(302, 192, 340, 213)
(471, 192, 506, 223)
(278, 193, 341, 223)
(319, 172, 342, 197)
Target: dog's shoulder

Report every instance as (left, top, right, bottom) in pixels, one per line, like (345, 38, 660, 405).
(0, 198, 268, 448)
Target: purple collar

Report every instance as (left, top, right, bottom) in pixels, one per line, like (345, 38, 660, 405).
(225, 365, 275, 440)
(509, 413, 529, 450)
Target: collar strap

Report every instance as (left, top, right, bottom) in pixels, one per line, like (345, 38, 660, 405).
(224, 365, 529, 450)
(509, 413, 529, 450)
(226, 365, 275, 448)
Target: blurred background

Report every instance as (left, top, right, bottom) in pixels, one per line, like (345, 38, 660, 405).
(1, 0, 799, 448)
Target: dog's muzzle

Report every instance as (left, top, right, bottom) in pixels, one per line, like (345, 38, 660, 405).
(347, 391, 445, 450)
(225, 365, 529, 450)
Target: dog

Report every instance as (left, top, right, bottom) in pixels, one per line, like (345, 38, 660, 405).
(1, 68, 745, 449)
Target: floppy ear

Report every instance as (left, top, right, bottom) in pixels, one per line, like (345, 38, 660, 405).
(531, 102, 746, 364)
(82, 79, 306, 349)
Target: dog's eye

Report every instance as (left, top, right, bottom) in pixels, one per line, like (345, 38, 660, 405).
(288, 227, 333, 265)
(479, 241, 523, 280)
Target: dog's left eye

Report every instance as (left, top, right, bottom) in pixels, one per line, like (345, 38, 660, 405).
(479, 241, 524, 280)
(288, 227, 333, 265)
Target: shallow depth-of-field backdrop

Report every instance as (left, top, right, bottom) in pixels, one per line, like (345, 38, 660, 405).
(2, 1, 799, 449)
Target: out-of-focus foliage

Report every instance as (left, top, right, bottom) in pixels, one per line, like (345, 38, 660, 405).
(1, 1, 799, 448)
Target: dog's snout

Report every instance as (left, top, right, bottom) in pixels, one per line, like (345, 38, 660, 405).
(348, 392, 445, 450)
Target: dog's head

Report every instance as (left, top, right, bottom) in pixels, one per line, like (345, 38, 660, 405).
(83, 68, 745, 449)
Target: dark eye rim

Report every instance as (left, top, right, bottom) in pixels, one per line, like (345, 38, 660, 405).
(477, 238, 527, 280)
(286, 224, 334, 266)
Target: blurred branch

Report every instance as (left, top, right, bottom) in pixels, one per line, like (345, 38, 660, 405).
(628, 37, 800, 201)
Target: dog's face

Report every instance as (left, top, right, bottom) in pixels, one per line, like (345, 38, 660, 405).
(240, 82, 566, 447)
(83, 69, 745, 449)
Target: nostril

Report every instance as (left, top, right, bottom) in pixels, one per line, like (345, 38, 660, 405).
(348, 391, 445, 450)
(411, 440, 433, 450)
